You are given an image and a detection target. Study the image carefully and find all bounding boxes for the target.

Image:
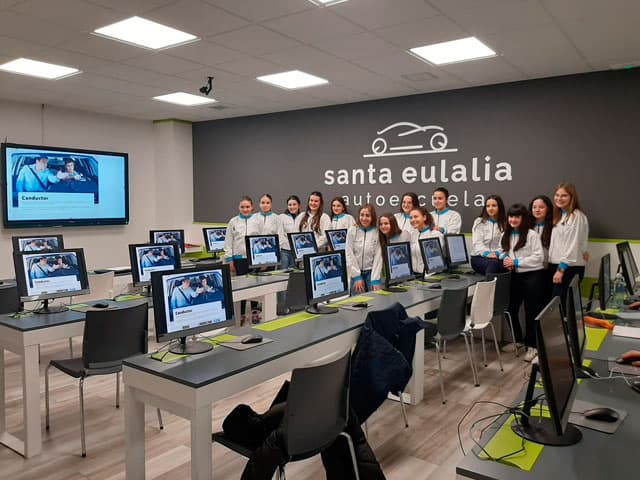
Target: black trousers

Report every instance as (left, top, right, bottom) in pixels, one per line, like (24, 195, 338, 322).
(471, 256, 505, 275)
(233, 258, 259, 315)
(548, 264, 585, 305)
(508, 269, 546, 348)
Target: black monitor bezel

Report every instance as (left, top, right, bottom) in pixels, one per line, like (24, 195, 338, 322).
(598, 253, 611, 310)
(12, 234, 65, 253)
(13, 247, 90, 302)
(151, 264, 234, 344)
(288, 232, 318, 261)
(419, 237, 447, 274)
(303, 250, 348, 306)
(564, 274, 586, 371)
(385, 241, 415, 287)
(244, 234, 281, 269)
(616, 242, 637, 296)
(325, 228, 348, 251)
(149, 229, 185, 255)
(202, 226, 226, 254)
(444, 233, 469, 267)
(128, 242, 181, 287)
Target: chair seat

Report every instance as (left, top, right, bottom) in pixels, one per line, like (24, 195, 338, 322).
(212, 431, 255, 458)
(49, 358, 121, 378)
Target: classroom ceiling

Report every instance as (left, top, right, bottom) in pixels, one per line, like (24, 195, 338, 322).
(0, 0, 637, 122)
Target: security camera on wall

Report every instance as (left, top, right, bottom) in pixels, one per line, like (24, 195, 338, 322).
(199, 76, 213, 96)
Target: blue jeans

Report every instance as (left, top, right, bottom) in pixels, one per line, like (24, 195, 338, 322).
(280, 249, 295, 270)
(350, 270, 373, 295)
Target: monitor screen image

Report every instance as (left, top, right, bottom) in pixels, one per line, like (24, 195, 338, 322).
(245, 235, 280, 268)
(326, 229, 348, 251)
(203, 227, 226, 253)
(618, 241, 639, 280)
(129, 242, 181, 286)
(289, 232, 317, 261)
(445, 234, 469, 266)
(13, 248, 89, 312)
(12, 234, 64, 252)
(149, 229, 185, 254)
(617, 242, 637, 296)
(598, 254, 611, 310)
(151, 265, 234, 354)
(303, 250, 348, 314)
(386, 242, 413, 286)
(419, 238, 446, 274)
(2, 142, 128, 228)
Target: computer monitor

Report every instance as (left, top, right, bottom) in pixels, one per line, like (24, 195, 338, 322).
(384, 242, 414, 292)
(151, 264, 234, 355)
(512, 296, 581, 446)
(326, 229, 348, 251)
(128, 242, 181, 291)
(616, 242, 637, 296)
(419, 238, 446, 275)
(203, 227, 226, 254)
(598, 254, 611, 310)
(149, 229, 185, 254)
(245, 235, 280, 273)
(303, 250, 348, 314)
(288, 232, 318, 262)
(12, 234, 64, 253)
(13, 248, 90, 314)
(618, 241, 639, 280)
(565, 275, 589, 378)
(444, 234, 469, 268)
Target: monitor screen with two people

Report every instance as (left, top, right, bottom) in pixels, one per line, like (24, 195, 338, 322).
(245, 235, 280, 271)
(203, 227, 226, 254)
(326, 229, 348, 251)
(149, 229, 185, 255)
(385, 242, 414, 291)
(129, 242, 181, 288)
(12, 234, 64, 252)
(288, 232, 318, 262)
(304, 250, 348, 314)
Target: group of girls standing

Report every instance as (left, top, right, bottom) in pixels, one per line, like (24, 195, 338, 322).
(470, 183, 589, 360)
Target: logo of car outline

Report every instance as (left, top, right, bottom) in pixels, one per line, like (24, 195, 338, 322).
(363, 122, 458, 158)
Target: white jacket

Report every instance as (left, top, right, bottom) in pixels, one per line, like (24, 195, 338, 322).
(548, 209, 589, 269)
(471, 217, 503, 257)
(294, 211, 331, 250)
(534, 222, 550, 266)
(330, 213, 356, 230)
(224, 214, 262, 261)
(410, 228, 444, 274)
(279, 212, 299, 250)
(389, 230, 412, 244)
(394, 212, 414, 233)
(345, 225, 382, 285)
(498, 230, 544, 273)
(257, 211, 287, 252)
(432, 208, 462, 234)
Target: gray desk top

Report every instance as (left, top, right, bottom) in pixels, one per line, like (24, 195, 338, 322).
(456, 340, 640, 480)
(124, 274, 483, 389)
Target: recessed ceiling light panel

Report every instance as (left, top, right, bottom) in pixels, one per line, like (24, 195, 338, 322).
(308, 0, 349, 6)
(409, 37, 496, 65)
(153, 92, 216, 106)
(0, 58, 80, 80)
(256, 70, 329, 90)
(93, 16, 199, 50)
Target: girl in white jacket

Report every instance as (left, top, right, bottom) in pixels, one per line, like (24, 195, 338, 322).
(394, 192, 419, 233)
(431, 186, 462, 234)
(295, 191, 331, 251)
(279, 195, 301, 270)
(470, 195, 507, 275)
(345, 204, 382, 293)
(409, 206, 444, 276)
(378, 213, 412, 285)
(329, 197, 356, 230)
(498, 203, 545, 361)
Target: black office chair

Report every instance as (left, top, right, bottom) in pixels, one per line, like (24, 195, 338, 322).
(0, 283, 21, 314)
(45, 302, 163, 457)
(213, 350, 360, 480)
(487, 271, 520, 357)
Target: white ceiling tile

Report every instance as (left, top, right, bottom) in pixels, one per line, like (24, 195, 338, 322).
(313, 32, 400, 61)
(443, 2, 552, 36)
(215, 56, 286, 77)
(92, 61, 171, 84)
(173, 65, 248, 85)
(31, 48, 112, 72)
(352, 50, 441, 77)
(204, 0, 312, 23)
(332, 0, 439, 30)
(209, 25, 304, 56)
(59, 34, 147, 61)
(146, 0, 249, 37)
(438, 56, 528, 86)
(63, 72, 166, 98)
(11, 0, 121, 32)
(0, 11, 80, 46)
(0, 35, 48, 57)
(373, 15, 467, 49)
(123, 52, 204, 75)
(427, 0, 527, 15)
(0, 0, 22, 9)
(263, 8, 363, 44)
(165, 40, 244, 66)
(541, 0, 640, 23)
(84, 0, 176, 15)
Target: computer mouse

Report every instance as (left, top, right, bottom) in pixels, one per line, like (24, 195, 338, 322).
(428, 284, 442, 289)
(583, 407, 619, 422)
(241, 334, 263, 344)
(352, 302, 368, 308)
(92, 302, 109, 309)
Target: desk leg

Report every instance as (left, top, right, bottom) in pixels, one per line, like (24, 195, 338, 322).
(262, 293, 277, 321)
(191, 406, 212, 480)
(408, 329, 424, 405)
(0, 348, 5, 437)
(125, 385, 146, 479)
(22, 345, 41, 457)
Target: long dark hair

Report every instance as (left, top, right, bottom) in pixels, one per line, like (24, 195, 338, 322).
(479, 194, 507, 232)
(330, 196, 349, 219)
(356, 203, 377, 229)
(299, 191, 324, 233)
(529, 195, 553, 249)
(411, 206, 435, 230)
(285, 195, 301, 217)
(399, 192, 419, 213)
(378, 213, 402, 251)
(501, 203, 532, 252)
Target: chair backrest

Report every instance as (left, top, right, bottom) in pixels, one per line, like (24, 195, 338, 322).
(0, 283, 21, 314)
(436, 287, 468, 338)
(469, 278, 497, 326)
(284, 350, 351, 458)
(487, 271, 511, 315)
(285, 270, 307, 313)
(82, 302, 148, 369)
(72, 271, 115, 303)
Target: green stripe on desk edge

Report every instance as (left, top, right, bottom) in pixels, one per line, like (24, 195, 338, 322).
(253, 312, 319, 332)
(585, 326, 609, 351)
(149, 334, 236, 363)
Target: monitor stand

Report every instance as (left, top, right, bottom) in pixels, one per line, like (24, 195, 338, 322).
(141, 285, 152, 297)
(511, 363, 582, 446)
(34, 299, 68, 315)
(169, 336, 213, 355)
(306, 303, 339, 314)
(250, 267, 272, 277)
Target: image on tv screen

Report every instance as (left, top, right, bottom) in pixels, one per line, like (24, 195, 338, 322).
(249, 236, 278, 266)
(18, 236, 61, 252)
(292, 232, 316, 259)
(206, 227, 226, 252)
(388, 244, 411, 280)
(23, 252, 82, 295)
(135, 245, 177, 282)
(327, 229, 347, 250)
(310, 253, 345, 299)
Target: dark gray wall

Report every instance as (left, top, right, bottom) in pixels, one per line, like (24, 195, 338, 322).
(193, 70, 639, 238)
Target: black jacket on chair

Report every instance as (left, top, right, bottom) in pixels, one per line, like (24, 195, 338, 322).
(350, 302, 426, 423)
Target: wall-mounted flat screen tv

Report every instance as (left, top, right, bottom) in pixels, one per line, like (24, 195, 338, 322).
(2, 142, 129, 228)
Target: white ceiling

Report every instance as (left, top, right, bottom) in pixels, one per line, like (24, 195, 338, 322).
(0, 0, 637, 122)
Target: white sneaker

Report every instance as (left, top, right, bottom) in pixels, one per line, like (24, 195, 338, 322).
(501, 343, 524, 353)
(524, 347, 537, 362)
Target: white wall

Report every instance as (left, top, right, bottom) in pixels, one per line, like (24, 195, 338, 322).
(0, 100, 194, 278)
